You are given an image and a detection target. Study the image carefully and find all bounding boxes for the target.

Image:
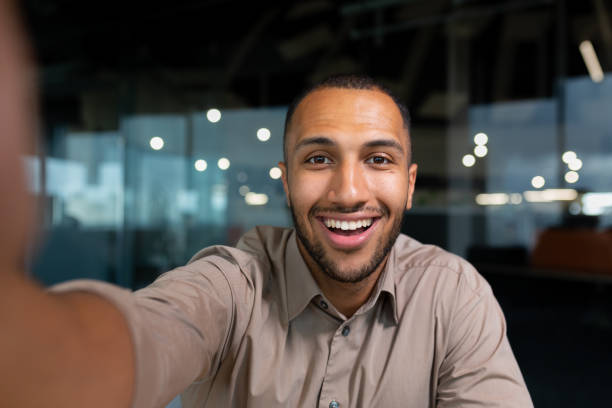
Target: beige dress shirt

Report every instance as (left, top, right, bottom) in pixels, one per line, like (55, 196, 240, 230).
(53, 226, 533, 408)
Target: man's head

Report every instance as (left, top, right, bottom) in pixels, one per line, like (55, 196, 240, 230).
(278, 74, 418, 285)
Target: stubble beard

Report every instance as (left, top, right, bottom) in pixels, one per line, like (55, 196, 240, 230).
(290, 203, 405, 284)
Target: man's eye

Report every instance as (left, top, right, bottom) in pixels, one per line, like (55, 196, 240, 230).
(366, 156, 390, 165)
(307, 155, 332, 165)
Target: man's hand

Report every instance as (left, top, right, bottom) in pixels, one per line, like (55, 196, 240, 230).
(0, 3, 134, 407)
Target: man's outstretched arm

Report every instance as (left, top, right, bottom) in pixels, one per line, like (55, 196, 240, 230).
(0, 3, 242, 406)
(0, 274, 135, 407)
(0, 2, 134, 406)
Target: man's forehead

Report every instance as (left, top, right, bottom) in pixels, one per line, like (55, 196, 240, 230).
(292, 88, 402, 128)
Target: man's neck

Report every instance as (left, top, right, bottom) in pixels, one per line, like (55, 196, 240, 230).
(296, 240, 388, 318)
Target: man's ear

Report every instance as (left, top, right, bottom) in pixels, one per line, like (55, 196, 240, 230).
(405, 163, 418, 210)
(278, 161, 290, 207)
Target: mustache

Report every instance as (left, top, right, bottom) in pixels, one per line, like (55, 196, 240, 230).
(309, 205, 387, 217)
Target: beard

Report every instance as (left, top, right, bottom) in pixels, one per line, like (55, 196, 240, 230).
(290, 202, 405, 284)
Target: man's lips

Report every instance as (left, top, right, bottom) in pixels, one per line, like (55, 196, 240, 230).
(315, 215, 381, 251)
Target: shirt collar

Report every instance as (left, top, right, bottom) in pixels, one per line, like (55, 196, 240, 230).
(284, 230, 399, 324)
(371, 243, 399, 324)
(285, 231, 323, 322)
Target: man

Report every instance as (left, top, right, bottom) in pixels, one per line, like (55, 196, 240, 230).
(0, 3, 532, 407)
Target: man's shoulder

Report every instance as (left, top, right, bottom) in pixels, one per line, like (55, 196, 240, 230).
(184, 225, 293, 280)
(392, 233, 489, 296)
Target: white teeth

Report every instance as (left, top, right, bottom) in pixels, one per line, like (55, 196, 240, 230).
(324, 218, 373, 231)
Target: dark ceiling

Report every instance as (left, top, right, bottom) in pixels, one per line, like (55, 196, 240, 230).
(19, 0, 608, 127)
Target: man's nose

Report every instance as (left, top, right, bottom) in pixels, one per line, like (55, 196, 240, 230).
(327, 161, 369, 207)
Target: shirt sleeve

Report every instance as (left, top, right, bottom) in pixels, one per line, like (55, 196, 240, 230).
(51, 257, 245, 408)
(436, 268, 533, 407)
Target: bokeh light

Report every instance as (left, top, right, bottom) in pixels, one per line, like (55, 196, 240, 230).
(217, 157, 230, 170)
(194, 159, 207, 172)
(257, 128, 271, 142)
(531, 176, 545, 189)
(462, 154, 476, 167)
(206, 108, 222, 123)
(474, 145, 488, 158)
(474, 132, 488, 145)
(149, 136, 164, 150)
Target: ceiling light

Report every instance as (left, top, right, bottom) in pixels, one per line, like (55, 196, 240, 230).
(579, 40, 604, 83)
(475, 193, 509, 206)
(257, 128, 271, 142)
(523, 189, 578, 202)
(562, 151, 576, 164)
(149, 136, 164, 150)
(269, 167, 282, 179)
(217, 157, 230, 170)
(206, 108, 222, 123)
(462, 154, 476, 167)
(245, 192, 269, 206)
(582, 192, 612, 215)
(474, 145, 488, 158)
(565, 171, 579, 184)
(568, 158, 582, 171)
(474, 132, 488, 145)
(531, 176, 545, 189)
(194, 159, 207, 172)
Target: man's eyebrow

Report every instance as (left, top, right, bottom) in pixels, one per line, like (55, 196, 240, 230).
(364, 139, 405, 154)
(294, 136, 336, 151)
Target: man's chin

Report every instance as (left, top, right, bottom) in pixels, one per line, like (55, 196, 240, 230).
(315, 252, 383, 284)
(323, 267, 376, 284)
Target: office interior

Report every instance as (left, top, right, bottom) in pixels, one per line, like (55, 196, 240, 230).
(19, 0, 612, 406)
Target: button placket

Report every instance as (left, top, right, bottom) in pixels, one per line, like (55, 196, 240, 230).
(318, 324, 347, 407)
(319, 317, 359, 407)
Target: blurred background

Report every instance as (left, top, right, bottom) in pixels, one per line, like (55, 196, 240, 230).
(18, 0, 612, 406)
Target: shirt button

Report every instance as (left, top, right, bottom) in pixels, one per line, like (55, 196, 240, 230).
(320, 300, 328, 309)
(329, 400, 339, 408)
(341, 325, 350, 336)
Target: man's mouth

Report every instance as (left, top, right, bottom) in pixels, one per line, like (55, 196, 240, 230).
(321, 217, 374, 235)
(315, 215, 379, 250)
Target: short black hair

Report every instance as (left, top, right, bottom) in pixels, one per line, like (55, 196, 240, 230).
(283, 74, 411, 163)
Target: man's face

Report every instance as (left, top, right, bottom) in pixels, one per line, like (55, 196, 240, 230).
(279, 88, 417, 283)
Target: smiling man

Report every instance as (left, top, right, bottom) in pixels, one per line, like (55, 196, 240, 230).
(279, 81, 417, 320)
(0, 16, 532, 405)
